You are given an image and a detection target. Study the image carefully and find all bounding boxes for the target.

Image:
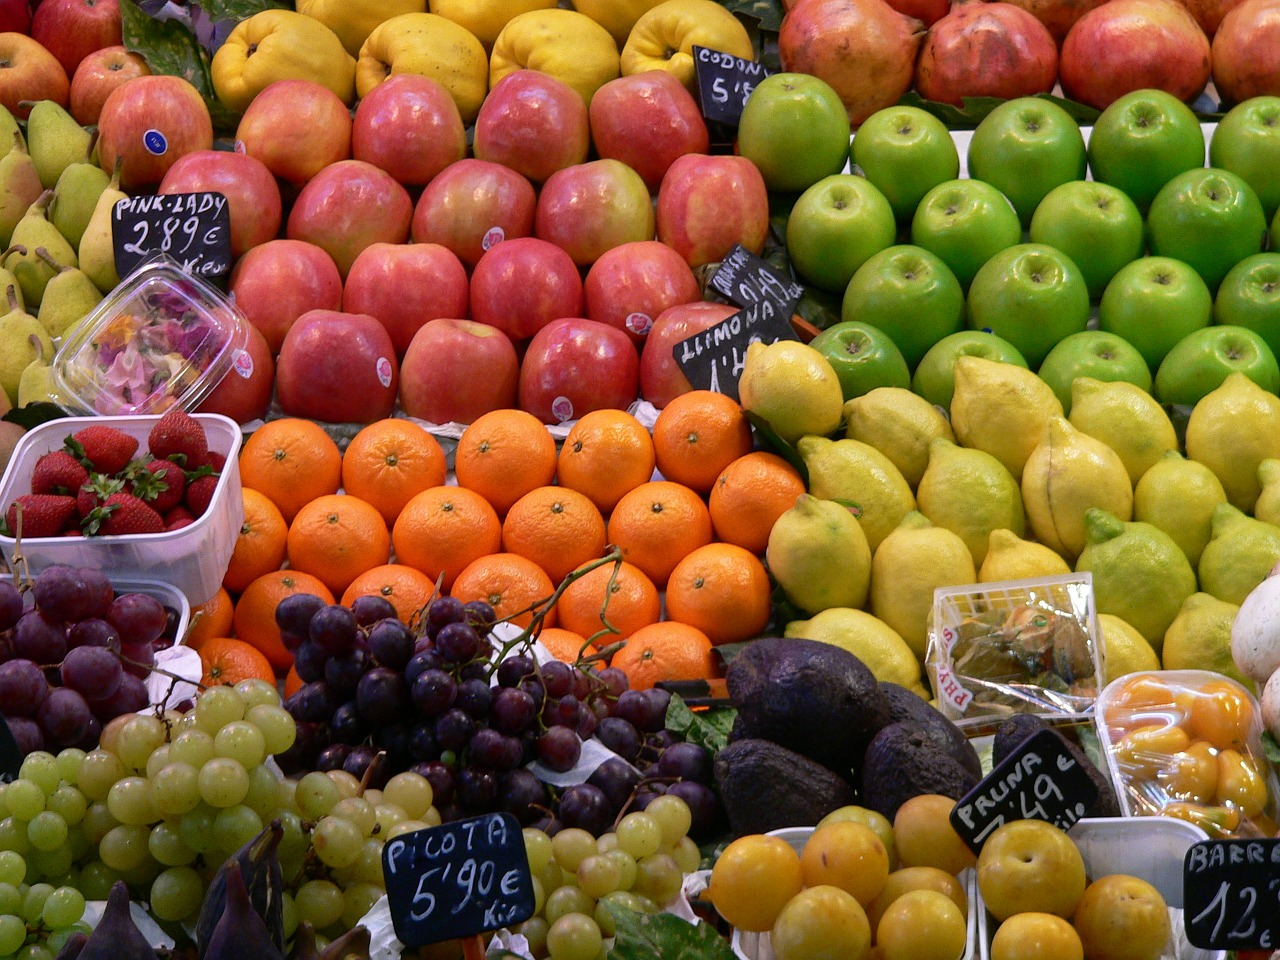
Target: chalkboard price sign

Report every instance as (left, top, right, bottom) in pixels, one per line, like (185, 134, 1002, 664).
(1184, 839, 1280, 951)
(382, 812, 535, 947)
(950, 728, 1099, 854)
(0, 715, 20, 784)
(710, 245, 804, 317)
(692, 45, 770, 128)
(112, 191, 232, 281)
(672, 296, 797, 402)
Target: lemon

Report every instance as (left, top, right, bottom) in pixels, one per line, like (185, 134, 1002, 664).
(1075, 508, 1197, 653)
(429, 0, 557, 48)
(1132, 450, 1228, 568)
(1162, 593, 1251, 691)
(620, 0, 754, 90)
(843, 387, 954, 490)
(1198, 503, 1280, 606)
(490, 8, 620, 106)
(1185, 372, 1280, 514)
(979, 528, 1072, 583)
(766, 494, 872, 614)
(1022, 416, 1133, 562)
(784, 608, 925, 694)
(798, 435, 916, 553)
(870, 511, 977, 661)
(1097, 613, 1160, 685)
(212, 10, 356, 111)
(949, 355, 1063, 480)
(1255, 459, 1280, 527)
(916, 437, 1025, 568)
(739, 340, 843, 446)
(1067, 378, 1178, 486)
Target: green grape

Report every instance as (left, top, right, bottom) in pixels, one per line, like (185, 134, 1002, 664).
(148, 822, 196, 867)
(150, 866, 204, 922)
(276, 778, 298, 813)
(277, 811, 307, 862)
(0, 786, 7, 820)
(116, 716, 166, 772)
(212, 806, 263, 854)
(312, 816, 362, 869)
(325, 771, 361, 800)
(21, 883, 53, 923)
(524, 828, 554, 875)
(16, 944, 54, 960)
(53, 751, 84, 788)
(294, 879, 344, 929)
(168, 730, 215, 769)
(0, 915, 24, 956)
(633, 853, 681, 906)
(66, 829, 90, 864)
(593, 897, 616, 938)
(45, 921, 91, 955)
(80, 804, 118, 847)
(595, 832, 618, 854)
(99, 824, 151, 872)
(421, 806, 441, 828)
(151, 762, 201, 817)
(178, 806, 218, 855)
(545, 886, 595, 924)
(645, 795, 692, 849)
(577, 854, 623, 899)
(77, 862, 120, 902)
(546, 912, 602, 960)
(601, 849, 637, 892)
(5, 781, 45, 821)
(348, 838, 385, 886)
(43, 868, 78, 891)
(295, 773, 340, 820)
(194, 686, 245, 733)
(552, 828, 597, 873)
(18, 755, 59, 796)
(46, 786, 86, 827)
(531, 875, 545, 915)
(517, 916, 549, 956)
(384, 820, 426, 841)
(27, 845, 72, 882)
(372, 802, 406, 836)
(541, 861, 564, 892)
(672, 835, 701, 875)
(615, 813, 662, 860)
(234, 679, 280, 710)
(341, 882, 382, 929)
(106, 777, 157, 826)
(40, 886, 85, 928)
(144, 745, 172, 780)
(213, 721, 266, 769)
(280, 891, 297, 940)
(197, 758, 249, 808)
(600, 889, 646, 920)
(0, 854, 24, 887)
(26, 813, 67, 853)
(76, 752, 126, 803)
(242, 765, 281, 821)
(117, 857, 161, 891)
(0, 818, 32, 856)
(248, 708, 298, 761)
(382, 773, 433, 820)
(0, 884, 19, 915)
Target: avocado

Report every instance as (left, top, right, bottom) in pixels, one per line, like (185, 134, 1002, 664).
(714, 738, 860, 836)
(991, 714, 1122, 818)
(726, 636, 890, 777)
(880, 681, 982, 779)
(860, 721, 983, 820)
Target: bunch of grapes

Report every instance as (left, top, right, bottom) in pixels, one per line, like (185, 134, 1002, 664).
(0, 566, 183, 757)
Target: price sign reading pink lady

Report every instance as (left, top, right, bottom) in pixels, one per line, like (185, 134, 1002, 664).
(112, 191, 232, 280)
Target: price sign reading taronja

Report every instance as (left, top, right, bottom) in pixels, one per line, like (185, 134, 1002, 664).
(692, 45, 770, 128)
(112, 191, 232, 280)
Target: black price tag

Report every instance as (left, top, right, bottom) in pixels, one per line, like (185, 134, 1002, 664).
(949, 728, 1099, 854)
(1184, 839, 1280, 951)
(672, 298, 797, 402)
(0, 715, 21, 783)
(381, 812, 535, 947)
(112, 191, 232, 280)
(692, 45, 769, 128)
(710, 244, 804, 317)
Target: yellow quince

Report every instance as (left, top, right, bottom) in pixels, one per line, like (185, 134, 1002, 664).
(572, 0, 669, 46)
(429, 0, 559, 49)
(621, 0, 754, 91)
(490, 9, 620, 107)
(211, 9, 356, 111)
(297, 0, 427, 58)
(357, 13, 489, 124)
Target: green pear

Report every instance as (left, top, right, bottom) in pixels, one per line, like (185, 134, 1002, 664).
(0, 250, 24, 312)
(79, 159, 124, 295)
(17, 333, 60, 407)
(26, 100, 93, 191)
(0, 285, 52, 406)
(0, 131, 43, 248)
(50, 132, 108, 250)
(6, 191, 77, 307)
(0, 104, 20, 164)
(35, 247, 102, 339)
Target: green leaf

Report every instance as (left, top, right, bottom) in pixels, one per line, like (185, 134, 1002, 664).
(3, 402, 69, 430)
(743, 410, 807, 482)
(199, 0, 288, 17)
(717, 0, 786, 33)
(896, 91, 1103, 130)
(120, 0, 214, 96)
(665, 693, 737, 755)
(606, 905, 738, 960)
(1262, 731, 1280, 768)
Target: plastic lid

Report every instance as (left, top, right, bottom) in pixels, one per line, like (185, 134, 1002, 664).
(52, 259, 249, 416)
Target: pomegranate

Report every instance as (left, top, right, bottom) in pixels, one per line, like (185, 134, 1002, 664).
(887, 0, 952, 27)
(779, 0, 926, 126)
(1212, 0, 1280, 102)
(994, 0, 1108, 43)
(1178, 0, 1248, 35)
(915, 2, 1058, 105)
(1060, 0, 1211, 108)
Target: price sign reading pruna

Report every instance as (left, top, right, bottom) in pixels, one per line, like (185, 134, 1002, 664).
(1184, 839, 1280, 951)
(692, 45, 770, 128)
(112, 191, 232, 280)
(710, 244, 804, 317)
(0, 716, 19, 784)
(672, 297, 797, 402)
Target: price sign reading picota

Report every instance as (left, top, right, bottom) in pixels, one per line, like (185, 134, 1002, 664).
(112, 191, 232, 281)
(710, 244, 804, 317)
(0, 716, 19, 784)
(692, 45, 770, 128)
(1184, 839, 1280, 951)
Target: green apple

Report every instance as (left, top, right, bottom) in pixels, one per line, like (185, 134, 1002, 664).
(1098, 256, 1212, 370)
(1146, 167, 1267, 293)
(1087, 89, 1206, 212)
(1209, 96, 1280, 221)
(1037, 330, 1153, 413)
(852, 105, 960, 223)
(737, 72, 852, 194)
(1029, 180, 1145, 299)
(965, 243, 1091, 368)
(1154, 325, 1280, 405)
(786, 174, 896, 293)
(910, 179, 1022, 289)
(1214, 253, 1280, 359)
(841, 244, 965, 370)
(809, 320, 911, 400)
(967, 97, 1087, 227)
(911, 330, 1028, 410)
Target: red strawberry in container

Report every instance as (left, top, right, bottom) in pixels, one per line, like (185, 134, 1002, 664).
(148, 409, 209, 468)
(76, 474, 125, 520)
(83, 493, 164, 537)
(64, 425, 138, 475)
(127, 460, 186, 515)
(185, 473, 219, 519)
(163, 505, 195, 531)
(30, 451, 88, 497)
(4, 494, 76, 537)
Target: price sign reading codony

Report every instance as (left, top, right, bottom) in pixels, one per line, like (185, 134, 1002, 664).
(710, 244, 804, 317)
(1184, 839, 1280, 951)
(382, 812, 535, 947)
(692, 45, 769, 128)
(112, 191, 232, 281)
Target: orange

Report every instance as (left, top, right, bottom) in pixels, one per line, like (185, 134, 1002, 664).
(607, 480, 713, 586)
(233, 569, 336, 671)
(535, 627, 598, 664)
(341, 419, 447, 527)
(198, 637, 276, 687)
(223, 488, 289, 594)
(455, 409, 557, 516)
(709, 451, 806, 554)
(392, 486, 502, 591)
(665, 543, 771, 645)
(651, 390, 753, 493)
(450, 553, 557, 629)
(556, 409, 656, 513)
(284, 663, 304, 698)
(557, 560, 661, 643)
(340, 563, 437, 626)
(238, 418, 342, 523)
(502, 485, 607, 585)
(610, 621, 716, 691)
(286, 494, 391, 595)
(185, 587, 234, 649)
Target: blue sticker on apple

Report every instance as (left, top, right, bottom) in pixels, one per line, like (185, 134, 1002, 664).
(143, 129, 168, 156)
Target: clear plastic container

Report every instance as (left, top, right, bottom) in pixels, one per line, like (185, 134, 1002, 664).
(53, 259, 248, 416)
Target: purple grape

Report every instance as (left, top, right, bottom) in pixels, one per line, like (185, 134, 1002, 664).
(61, 646, 122, 699)
(520, 729, 539, 766)
(324, 649, 370, 700)
(382, 722, 412, 766)
(286, 681, 337, 724)
(435, 622, 480, 663)
(519, 677, 546, 710)
(292, 641, 329, 683)
(539, 661, 574, 699)
(6, 715, 44, 755)
(536, 726, 581, 773)
(456, 766, 499, 811)
(107, 593, 167, 646)
(156, 606, 180, 649)
(667, 780, 720, 838)
(657, 742, 712, 785)
(0, 580, 23, 632)
(468, 728, 512, 770)
(499, 769, 547, 826)
(13, 610, 67, 664)
(426, 596, 465, 635)
(349, 595, 396, 627)
(595, 717, 640, 762)
(344, 745, 389, 789)
(86, 672, 147, 720)
(570, 669, 591, 701)
(275, 593, 326, 636)
(434, 708, 475, 753)
(32, 565, 103, 623)
(408, 722, 439, 762)
(589, 698, 610, 722)
(462, 600, 496, 632)
(329, 701, 365, 745)
(615, 689, 667, 733)
(275, 721, 324, 775)
(594, 667, 630, 706)
(411, 669, 457, 716)
(554, 695, 582, 728)
(490, 687, 535, 735)
(37, 687, 93, 747)
(317, 743, 351, 772)
(458, 660, 489, 683)
(0, 659, 49, 716)
(587, 757, 641, 812)
(355, 667, 406, 725)
(309, 605, 358, 654)
(558, 783, 613, 836)
(413, 761, 454, 807)
(119, 641, 156, 680)
(575, 705, 598, 740)
(75, 715, 101, 751)
(367, 618, 414, 670)
(404, 649, 445, 686)
(497, 655, 535, 688)
(629, 790, 660, 813)
(280, 631, 305, 653)
(454, 678, 492, 719)
(644, 688, 672, 728)
(66, 619, 121, 652)
(80, 569, 114, 620)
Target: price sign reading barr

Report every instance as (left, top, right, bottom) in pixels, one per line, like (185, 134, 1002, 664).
(112, 191, 232, 280)
(382, 812, 535, 947)
(692, 45, 769, 127)
(1184, 839, 1280, 951)
(672, 297, 797, 402)
(711, 245, 804, 317)
(950, 728, 1099, 854)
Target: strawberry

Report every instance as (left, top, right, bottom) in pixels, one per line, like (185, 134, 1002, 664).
(65, 425, 138, 476)
(4, 495, 77, 538)
(30, 451, 89, 497)
(84, 493, 164, 537)
(185, 474, 219, 519)
(127, 460, 185, 515)
(205, 450, 226, 473)
(164, 506, 195, 531)
(148, 409, 208, 468)
(76, 474, 125, 520)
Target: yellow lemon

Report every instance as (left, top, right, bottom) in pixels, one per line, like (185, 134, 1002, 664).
(1198, 503, 1280, 606)
(739, 340, 843, 446)
(978, 528, 1072, 583)
(429, 0, 557, 48)
(1097, 613, 1160, 685)
(297, 0, 426, 57)
(620, 0, 754, 90)
(1162, 593, 1250, 691)
(1132, 450, 1228, 569)
(767, 494, 872, 615)
(950, 355, 1063, 480)
(916, 437, 1024, 568)
(785, 608, 925, 693)
(573, 0, 669, 45)
(843, 387, 954, 490)
(1068, 377, 1178, 486)
(1185, 371, 1280, 514)
(799, 435, 916, 554)
(357, 13, 489, 122)
(212, 10, 356, 111)
(1256, 459, 1280, 528)
(491, 9, 620, 107)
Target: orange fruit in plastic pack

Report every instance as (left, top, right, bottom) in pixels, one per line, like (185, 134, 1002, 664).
(1113, 723, 1192, 778)
(1156, 740, 1218, 805)
(1187, 678, 1255, 752)
(1215, 748, 1270, 818)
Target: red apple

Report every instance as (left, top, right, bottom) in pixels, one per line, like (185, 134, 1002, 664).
(343, 242, 470, 358)
(235, 79, 352, 188)
(411, 158, 537, 270)
(97, 75, 212, 189)
(589, 71, 711, 192)
(276, 309, 399, 424)
(0, 1, 30, 34)
(639, 301, 739, 407)
(69, 44, 148, 126)
(286, 159, 412, 278)
(398, 318, 519, 425)
(194, 323, 274, 425)
(0, 32, 68, 119)
(158, 150, 282, 259)
(352, 73, 466, 187)
(534, 159, 655, 268)
(31, 0, 119, 78)
(656, 154, 770, 268)
(228, 239, 344, 355)
(473, 69, 590, 183)
(583, 240, 701, 347)
(518, 317, 641, 424)
(469, 236, 584, 341)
